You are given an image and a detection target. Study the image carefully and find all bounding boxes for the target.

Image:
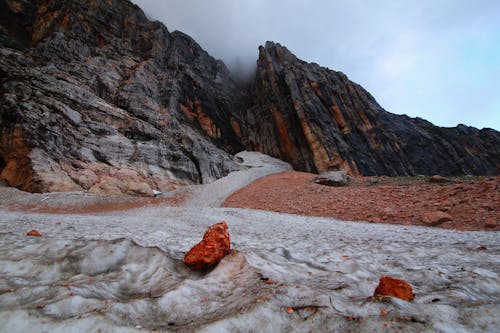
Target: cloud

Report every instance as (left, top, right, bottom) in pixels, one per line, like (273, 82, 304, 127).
(133, 0, 500, 130)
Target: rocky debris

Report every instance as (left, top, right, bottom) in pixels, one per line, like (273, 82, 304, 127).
(428, 175, 454, 184)
(184, 221, 231, 270)
(240, 41, 500, 177)
(374, 276, 415, 301)
(223, 171, 500, 231)
(484, 218, 497, 228)
(314, 171, 350, 186)
(0, 0, 243, 195)
(421, 211, 453, 226)
(26, 229, 42, 237)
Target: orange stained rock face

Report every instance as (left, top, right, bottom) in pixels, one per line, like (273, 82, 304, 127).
(293, 100, 331, 173)
(309, 81, 322, 98)
(184, 221, 231, 270)
(197, 109, 221, 139)
(230, 117, 242, 138)
(180, 99, 220, 138)
(330, 104, 349, 133)
(180, 103, 196, 121)
(374, 276, 415, 301)
(272, 108, 296, 163)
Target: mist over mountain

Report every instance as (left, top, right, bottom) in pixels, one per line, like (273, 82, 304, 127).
(134, 0, 500, 131)
(0, 0, 498, 196)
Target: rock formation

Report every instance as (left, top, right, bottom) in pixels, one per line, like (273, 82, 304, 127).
(26, 229, 42, 237)
(1, 0, 498, 196)
(0, 0, 244, 195)
(184, 221, 231, 270)
(240, 42, 500, 176)
(374, 276, 415, 301)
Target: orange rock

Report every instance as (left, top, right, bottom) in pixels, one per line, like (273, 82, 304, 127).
(184, 221, 230, 270)
(374, 276, 415, 301)
(484, 218, 497, 228)
(27, 229, 42, 237)
(422, 211, 452, 225)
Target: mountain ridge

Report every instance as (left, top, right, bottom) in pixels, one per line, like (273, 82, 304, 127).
(239, 41, 499, 176)
(0, 0, 498, 195)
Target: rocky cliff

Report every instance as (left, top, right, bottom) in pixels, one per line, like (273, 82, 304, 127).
(0, 0, 244, 195)
(241, 42, 499, 176)
(1, 1, 499, 196)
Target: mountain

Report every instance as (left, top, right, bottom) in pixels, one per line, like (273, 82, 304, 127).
(240, 42, 499, 176)
(1, 0, 498, 195)
(0, 0, 244, 195)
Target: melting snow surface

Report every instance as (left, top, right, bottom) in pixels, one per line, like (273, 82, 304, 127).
(0, 152, 499, 332)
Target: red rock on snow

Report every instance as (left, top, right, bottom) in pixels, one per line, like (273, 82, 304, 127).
(184, 221, 230, 270)
(374, 276, 415, 301)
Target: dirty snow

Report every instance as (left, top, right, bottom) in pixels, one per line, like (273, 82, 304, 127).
(0, 152, 499, 332)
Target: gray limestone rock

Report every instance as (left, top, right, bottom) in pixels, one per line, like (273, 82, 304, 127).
(314, 171, 350, 187)
(0, 0, 244, 194)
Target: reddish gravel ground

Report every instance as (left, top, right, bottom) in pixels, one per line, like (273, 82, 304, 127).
(0, 191, 189, 214)
(223, 171, 500, 231)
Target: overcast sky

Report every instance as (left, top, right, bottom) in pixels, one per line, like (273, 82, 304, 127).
(134, 0, 500, 130)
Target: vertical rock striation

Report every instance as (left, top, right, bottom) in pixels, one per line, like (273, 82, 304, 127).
(0, 0, 244, 194)
(241, 42, 499, 176)
(0, 1, 498, 196)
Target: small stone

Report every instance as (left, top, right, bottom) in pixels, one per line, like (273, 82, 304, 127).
(421, 211, 452, 225)
(184, 221, 230, 270)
(374, 276, 415, 301)
(286, 307, 294, 314)
(439, 206, 452, 212)
(428, 175, 454, 184)
(381, 207, 395, 217)
(484, 218, 497, 228)
(314, 171, 350, 187)
(26, 229, 42, 237)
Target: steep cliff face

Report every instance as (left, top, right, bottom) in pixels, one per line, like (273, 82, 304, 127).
(0, 0, 244, 194)
(1, 1, 498, 195)
(241, 42, 499, 176)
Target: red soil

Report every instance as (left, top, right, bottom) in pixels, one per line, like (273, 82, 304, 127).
(1, 192, 188, 214)
(222, 171, 499, 231)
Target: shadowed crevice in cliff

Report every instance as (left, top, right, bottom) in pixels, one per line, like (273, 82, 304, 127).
(0, 155, 5, 176)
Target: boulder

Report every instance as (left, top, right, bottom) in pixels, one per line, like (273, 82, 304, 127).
(422, 211, 452, 225)
(484, 218, 497, 229)
(184, 221, 230, 270)
(428, 175, 454, 184)
(314, 171, 350, 187)
(374, 276, 415, 301)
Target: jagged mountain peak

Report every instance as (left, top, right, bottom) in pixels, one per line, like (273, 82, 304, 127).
(0, 0, 498, 196)
(242, 39, 499, 176)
